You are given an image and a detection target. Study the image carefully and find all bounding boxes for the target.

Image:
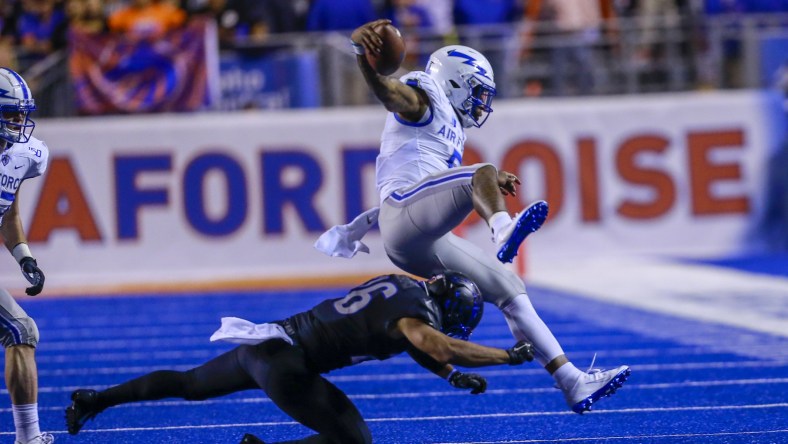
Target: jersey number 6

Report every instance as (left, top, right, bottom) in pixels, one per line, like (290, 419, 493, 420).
(333, 280, 398, 315)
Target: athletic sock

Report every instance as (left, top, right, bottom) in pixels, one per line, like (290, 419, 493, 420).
(12, 403, 41, 443)
(488, 211, 512, 242)
(501, 294, 566, 366)
(553, 362, 583, 391)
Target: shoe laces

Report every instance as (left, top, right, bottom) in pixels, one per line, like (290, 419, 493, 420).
(585, 353, 601, 374)
(583, 353, 607, 381)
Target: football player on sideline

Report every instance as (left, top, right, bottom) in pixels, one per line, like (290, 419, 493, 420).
(66, 272, 535, 444)
(339, 20, 630, 413)
(0, 67, 53, 444)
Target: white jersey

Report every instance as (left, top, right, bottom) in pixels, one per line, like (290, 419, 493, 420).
(376, 71, 467, 203)
(0, 136, 49, 225)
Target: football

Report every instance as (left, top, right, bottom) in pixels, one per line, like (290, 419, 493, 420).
(366, 23, 406, 76)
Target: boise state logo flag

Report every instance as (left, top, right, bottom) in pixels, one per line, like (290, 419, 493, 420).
(69, 19, 218, 114)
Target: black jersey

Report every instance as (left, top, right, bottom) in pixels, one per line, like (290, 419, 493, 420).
(281, 275, 442, 373)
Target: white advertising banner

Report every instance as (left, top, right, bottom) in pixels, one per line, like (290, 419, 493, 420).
(2, 91, 784, 294)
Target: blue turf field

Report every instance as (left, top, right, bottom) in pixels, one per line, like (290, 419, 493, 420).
(2, 283, 787, 444)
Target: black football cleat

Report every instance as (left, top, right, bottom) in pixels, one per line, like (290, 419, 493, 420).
(240, 433, 266, 444)
(65, 389, 102, 435)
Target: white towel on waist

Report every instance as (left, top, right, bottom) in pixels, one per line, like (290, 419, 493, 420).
(209, 317, 293, 345)
(314, 207, 380, 258)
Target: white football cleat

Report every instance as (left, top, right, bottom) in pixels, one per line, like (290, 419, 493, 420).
(16, 433, 54, 444)
(562, 365, 631, 414)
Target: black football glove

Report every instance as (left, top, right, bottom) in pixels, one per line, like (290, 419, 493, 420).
(19, 257, 44, 296)
(448, 370, 487, 395)
(507, 340, 535, 365)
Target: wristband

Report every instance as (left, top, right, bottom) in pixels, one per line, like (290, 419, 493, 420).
(350, 41, 365, 55)
(446, 369, 459, 381)
(12, 243, 32, 263)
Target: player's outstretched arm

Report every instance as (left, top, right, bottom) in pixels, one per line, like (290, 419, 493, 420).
(350, 20, 428, 119)
(397, 318, 533, 368)
(406, 341, 489, 395)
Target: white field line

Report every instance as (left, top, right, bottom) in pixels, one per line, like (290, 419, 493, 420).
(7, 376, 787, 407)
(26, 358, 788, 382)
(432, 428, 788, 443)
(0, 404, 786, 436)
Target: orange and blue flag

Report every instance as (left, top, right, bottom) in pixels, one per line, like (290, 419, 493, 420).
(69, 20, 217, 115)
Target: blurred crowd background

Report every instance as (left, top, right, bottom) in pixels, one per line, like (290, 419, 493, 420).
(0, 0, 787, 117)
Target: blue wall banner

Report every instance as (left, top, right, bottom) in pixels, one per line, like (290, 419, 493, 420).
(219, 52, 321, 110)
(759, 34, 788, 88)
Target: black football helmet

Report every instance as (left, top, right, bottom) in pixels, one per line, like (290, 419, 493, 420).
(425, 271, 484, 340)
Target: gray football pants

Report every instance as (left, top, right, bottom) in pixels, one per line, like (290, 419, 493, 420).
(379, 166, 526, 308)
(0, 288, 39, 348)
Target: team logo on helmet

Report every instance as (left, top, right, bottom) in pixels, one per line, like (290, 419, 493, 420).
(446, 50, 492, 81)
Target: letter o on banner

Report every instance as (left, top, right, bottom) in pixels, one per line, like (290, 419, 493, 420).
(184, 152, 248, 236)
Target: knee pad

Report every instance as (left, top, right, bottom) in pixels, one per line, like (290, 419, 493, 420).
(1, 314, 39, 348)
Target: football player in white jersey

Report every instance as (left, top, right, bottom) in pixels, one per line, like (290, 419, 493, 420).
(0, 67, 53, 444)
(348, 20, 629, 414)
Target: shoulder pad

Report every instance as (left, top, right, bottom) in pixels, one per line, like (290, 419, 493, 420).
(13, 136, 49, 178)
(13, 136, 49, 162)
(398, 71, 445, 109)
(399, 71, 438, 92)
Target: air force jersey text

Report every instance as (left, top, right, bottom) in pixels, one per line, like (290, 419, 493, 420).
(0, 136, 49, 224)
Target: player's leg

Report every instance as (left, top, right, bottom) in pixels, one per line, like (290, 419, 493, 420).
(384, 217, 630, 414)
(382, 164, 546, 263)
(470, 163, 508, 219)
(237, 340, 371, 444)
(381, 165, 483, 241)
(66, 345, 258, 434)
(435, 235, 630, 413)
(0, 289, 51, 444)
(381, 167, 628, 412)
(471, 165, 549, 263)
(380, 182, 569, 367)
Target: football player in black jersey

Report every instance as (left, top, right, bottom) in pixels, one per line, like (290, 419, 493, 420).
(65, 272, 534, 444)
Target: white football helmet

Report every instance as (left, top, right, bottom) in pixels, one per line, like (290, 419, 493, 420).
(426, 45, 496, 128)
(0, 67, 36, 146)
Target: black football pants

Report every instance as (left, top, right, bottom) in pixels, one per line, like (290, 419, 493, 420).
(96, 339, 372, 444)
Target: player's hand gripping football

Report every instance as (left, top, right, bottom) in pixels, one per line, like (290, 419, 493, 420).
(350, 19, 391, 56)
(498, 170, 520, 197)
(507, 340, 535, 365)
(448, 370, 488, 395)
(19, 257, 44, 296)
